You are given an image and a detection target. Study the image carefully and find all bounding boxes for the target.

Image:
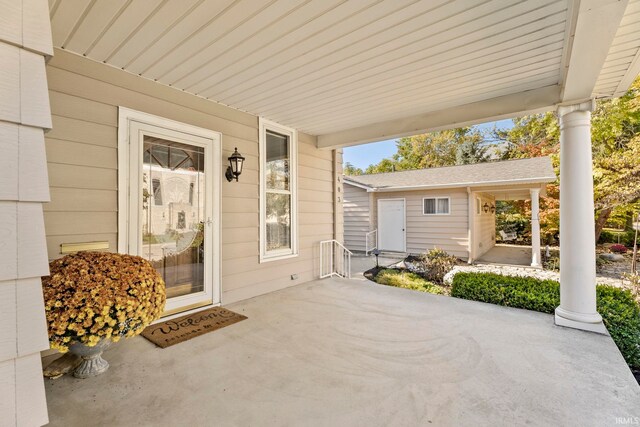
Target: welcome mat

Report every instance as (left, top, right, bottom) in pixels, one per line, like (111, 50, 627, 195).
(141, 307, 247, 348)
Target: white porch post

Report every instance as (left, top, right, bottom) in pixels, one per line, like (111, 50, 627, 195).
(530, 188, 542, 268)
(555, 100, 607, 334)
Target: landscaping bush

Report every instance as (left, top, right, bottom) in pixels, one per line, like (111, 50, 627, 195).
(599, 229, 637, 247)
(451, 272, 640, 369)
(451, 273, 559, 313)
(610, 243, 628, 253)
(417, 248, 458, 284)
(374, 269, 447, 295)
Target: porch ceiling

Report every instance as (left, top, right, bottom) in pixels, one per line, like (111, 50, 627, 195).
(48, 0, 640, 147)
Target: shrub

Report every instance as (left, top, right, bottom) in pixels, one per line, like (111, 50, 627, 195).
(599, 230, 637, 247)
(417, 248, 458, 284)
(622, 272, 640, 302)
(597, 285, 640, 369)
(610, 244, 628, 253)
(451, 272, 640, 369)
(451, 273, 559, 313)
(42, 252, 166, 352)
(599, 229, 617, 244)
(374, 269, 447, 295)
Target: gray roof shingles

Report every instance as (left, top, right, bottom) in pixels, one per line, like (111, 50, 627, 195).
(344, 157, 556, 190)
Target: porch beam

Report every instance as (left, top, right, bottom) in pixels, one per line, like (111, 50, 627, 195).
(555, 100, 607, 334)
(530, 188, 542, 268)
(561, 0, 628, 102)
(316, 86, 561, 149)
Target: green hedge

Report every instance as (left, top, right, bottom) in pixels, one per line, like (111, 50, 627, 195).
(599, 229, 637, 247)
(451, 272, 640, 369)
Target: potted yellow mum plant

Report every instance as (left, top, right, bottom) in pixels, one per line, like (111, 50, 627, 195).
(42, 252, 166, 378)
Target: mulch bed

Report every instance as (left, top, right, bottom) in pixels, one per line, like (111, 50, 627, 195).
(363, 266, 386, 282)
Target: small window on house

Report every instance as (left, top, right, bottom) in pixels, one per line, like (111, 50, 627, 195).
(260, 118, 298, 262)
(152, 179, 163, 206)
(423, 197, 449, 215)
(189, 183, 194, 205)
(476, 197, 481, 215)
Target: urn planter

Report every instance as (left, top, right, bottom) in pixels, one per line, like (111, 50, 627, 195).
(69, 339, 111, 378)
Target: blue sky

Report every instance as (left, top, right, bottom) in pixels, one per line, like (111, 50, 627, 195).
(343, 119, 515, 170)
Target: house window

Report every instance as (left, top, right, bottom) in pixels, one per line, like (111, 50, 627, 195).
(476, 197, 481, 215)
(423, 197, 450, 215)
(260, 118, 297, 262)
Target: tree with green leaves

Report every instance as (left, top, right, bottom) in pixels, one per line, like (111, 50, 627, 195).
(343, 162, 363, 176)
(455, 139, 490, 165)
(360, 127, 486, 173)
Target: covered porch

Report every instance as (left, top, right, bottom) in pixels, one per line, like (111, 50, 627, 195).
(470, 184, 548, 268)
(4, 0, 640, 424)
(44, 277, 640, 426)
(477, 243, 534, 266)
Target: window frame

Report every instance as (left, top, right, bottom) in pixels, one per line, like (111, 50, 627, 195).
(259, 117, 298, 263)
(422, 196, 451, 215)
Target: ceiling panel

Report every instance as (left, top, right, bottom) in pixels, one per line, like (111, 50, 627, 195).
(47, 0, 638, 137)
(594, 0, 640, 96)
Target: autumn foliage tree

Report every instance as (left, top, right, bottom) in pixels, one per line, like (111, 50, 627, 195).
(496, 76, 640, 242)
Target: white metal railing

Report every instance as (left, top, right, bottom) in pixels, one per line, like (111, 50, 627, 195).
(319, 240, 352, 279)
(365, 229, 378, 256)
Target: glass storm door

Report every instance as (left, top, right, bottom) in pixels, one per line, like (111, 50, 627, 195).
(124, 117, 220, 317)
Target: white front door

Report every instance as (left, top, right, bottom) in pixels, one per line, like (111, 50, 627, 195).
(118, 108, 221, 317)
(378, 199, 405, 252)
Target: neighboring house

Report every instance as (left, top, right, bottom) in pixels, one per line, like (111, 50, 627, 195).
(2, 1, 640, 424)
(343, 157, 557, 263)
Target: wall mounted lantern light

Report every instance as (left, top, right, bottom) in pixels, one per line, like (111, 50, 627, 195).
(225, 147, 245, 182)
(490, 204, 496, 214)
(483, 202, 490, 213)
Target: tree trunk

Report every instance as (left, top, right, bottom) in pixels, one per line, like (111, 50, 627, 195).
(595, 207, 613, 243)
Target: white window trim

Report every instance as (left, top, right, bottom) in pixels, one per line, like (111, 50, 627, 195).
(422, 196, 451, 215)
(259, 117, 298, 263)
(476, 196, 482, 215)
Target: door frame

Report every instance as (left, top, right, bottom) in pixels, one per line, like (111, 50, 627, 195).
(377, 198, 406, 252)
(117, 107, 222, 318)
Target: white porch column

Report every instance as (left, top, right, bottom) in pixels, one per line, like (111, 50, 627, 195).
(530, 188, 542, 268)
(555, 100, 607, 334)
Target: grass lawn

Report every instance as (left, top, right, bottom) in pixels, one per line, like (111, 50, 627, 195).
(374, 269, 449, 295)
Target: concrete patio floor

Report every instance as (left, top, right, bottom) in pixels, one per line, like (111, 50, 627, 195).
(477, 244, 533, 267)
(45, 277, 640, 426)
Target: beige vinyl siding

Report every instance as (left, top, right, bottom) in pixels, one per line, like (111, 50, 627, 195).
(372, 189, 469, 258)
(473, 193, 496, 258)
(44, 49, 335, 305)
(0, 1, 52, 424)
(343, 183, 371, 252)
